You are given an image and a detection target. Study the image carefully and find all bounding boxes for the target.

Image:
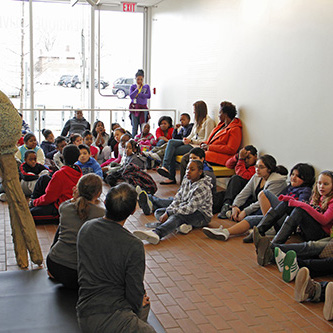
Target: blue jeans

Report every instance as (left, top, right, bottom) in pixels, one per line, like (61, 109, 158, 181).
(244, 190, 282, 228)
(162, 139, 193, 180)
(154, 208, 209, 239)
(148, 194, 173, 212)
(156, 139, 167, 147)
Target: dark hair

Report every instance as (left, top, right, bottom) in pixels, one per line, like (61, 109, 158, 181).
(23, 133, 36, 144)
(126, 139, 138, 153)
(158, 116, 173, 128)
(42, 129, 52, 139)
(63, 144, 80, 165)
(120, 133, 131, 142)
(55, 136, 66, 146)
(188, 160, 205, 179)
(69, 133, 82, 144)
(189, 147, 205, 160)
(75, 174, 102, 220)
(82, 130, 92, 138)
(135, 69, 144, 78)
(92, 120, 106, 138)
(290, 163, 315, 188)
(193, 101, 208, 129)
(24, 150, 36, 160)
(114, 127, 126, 135)
(220, 101, 237, 119)
(259, 154, 287, 175)
(111, 123, 120, 131)
(180, 113, 191, 121)
(105, 183, 137, 221)
(244, 145, 258, 156)
(78, 144, 90, 154)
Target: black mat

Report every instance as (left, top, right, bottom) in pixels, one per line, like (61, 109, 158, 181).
(0, 269, 164, 333)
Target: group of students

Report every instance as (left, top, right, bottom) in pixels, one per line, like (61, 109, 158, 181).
(2, 98, 333, 331)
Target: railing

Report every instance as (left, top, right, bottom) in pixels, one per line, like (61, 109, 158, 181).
(19, 108, 177, 142)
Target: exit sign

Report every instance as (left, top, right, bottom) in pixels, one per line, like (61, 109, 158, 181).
(123, 2, 136, 12)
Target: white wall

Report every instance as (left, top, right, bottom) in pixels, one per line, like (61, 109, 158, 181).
(150, 0, 333, 172)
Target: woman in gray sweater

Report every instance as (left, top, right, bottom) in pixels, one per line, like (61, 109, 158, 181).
(203, 155, 288, 241)
(47, 174, 105, 289)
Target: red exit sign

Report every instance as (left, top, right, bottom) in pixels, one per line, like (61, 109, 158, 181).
(122, 2, 136, 12)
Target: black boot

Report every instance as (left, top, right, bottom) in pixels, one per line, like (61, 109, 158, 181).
(271, 209, 300, 244)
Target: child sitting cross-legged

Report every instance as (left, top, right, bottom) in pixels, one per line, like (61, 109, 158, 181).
(134, 123, 156, 153)
(20, 150, 50, 196)
(47, 174, 105, 289)
(75, 144, 103, 178)
(76, 183, 154, 332)
(16, 132, 45, 165)
(134, 160, 212, 244)
(82, 130, 99, 160)
(29, 144, 82, 223)
(53, 136, 67, 170)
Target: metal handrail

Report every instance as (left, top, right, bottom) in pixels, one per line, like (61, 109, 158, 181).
(19, 108, 177, 142)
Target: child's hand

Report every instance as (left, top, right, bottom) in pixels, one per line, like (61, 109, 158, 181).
(237, 210, 246, 221)
(231, 206, 240, 221)
(183, 137, 191, 145)
(159, 213, 168, 223)
(239, 148, 249, 160)
(142, 293, 150, 307)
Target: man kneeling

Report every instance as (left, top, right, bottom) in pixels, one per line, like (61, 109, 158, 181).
(76, 183, 155, 333)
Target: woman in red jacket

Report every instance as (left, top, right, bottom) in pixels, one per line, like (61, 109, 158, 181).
(201, 101, 242, 165)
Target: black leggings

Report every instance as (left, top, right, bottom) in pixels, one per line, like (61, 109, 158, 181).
(46, 255, 78, 290)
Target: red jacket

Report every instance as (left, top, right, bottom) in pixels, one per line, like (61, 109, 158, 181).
(33, 165, 82, 208)
(155, 127, 174, 141)
(225, 154, 255, 180)
(204, 118, 242, 165)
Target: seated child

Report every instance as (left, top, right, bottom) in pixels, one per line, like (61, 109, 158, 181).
(155, 116, 174, 147)
(92, 120, 111, 163)
(138, 147, 216, 216)
(134, 123, 156, 152)
(47, 174, 105, 289)
(15, 133, 45, 164)
(100, 128, 127, 167)
(82, 130, 99, 160)
(294, 267, 333, 321)
(134, 160, 212, 244)
(172, 113, 193, 140)
(20, 150, 50, 196)
(53, 136, 67, 170)
(75, 144, 103, 178)
(29, 144, 82, 223)
(69, 133, 83, 146)
(76, 183, 154, 332)
(106, 122, 121, 153)
(40, 129, 57, 171)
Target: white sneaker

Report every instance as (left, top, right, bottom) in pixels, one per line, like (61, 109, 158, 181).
(282, 250, 299, 283)
(138, 191, 153, 215)
(178, 224, 193, 234)
(135, 185, 142, 198)
(324, 282, 333, 321)
(149, 152, 161, 162)
(202, 226, 230, 241)
(274, 247, 286, 273)
(0, 193, 7, 202)
(133, 230, 160, 245)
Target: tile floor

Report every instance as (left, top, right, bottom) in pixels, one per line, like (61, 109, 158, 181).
(1, 170, 333, 332)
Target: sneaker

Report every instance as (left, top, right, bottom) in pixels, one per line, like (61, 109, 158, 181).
(135, 185, 142, 197)
(202, 226, 230, 241)
(138, 191, 153, 215)
(274, 247, 286, 273)
(243, 231, 254, 243)
(256, 236, 273, 266)
(253, 226, 264, 250)
(0, 193, 7, 202)
(133, 230, 160, 245)
(225, 210, 232, 219)
(323, 282, 333, 321)
(149, 152, 162, 162)
(294, 267, 315, 302)
(218, 203, 230, 219)
(282, 250, 299, 282)
(178, 224, 193, 234)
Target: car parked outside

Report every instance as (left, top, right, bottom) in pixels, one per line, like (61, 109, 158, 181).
(112, 77, 135, 99)
(57, 75, 73, 87)
(71, 75, 109, 89)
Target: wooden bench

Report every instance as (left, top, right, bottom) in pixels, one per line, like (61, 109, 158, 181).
(176, 155, 235, 177)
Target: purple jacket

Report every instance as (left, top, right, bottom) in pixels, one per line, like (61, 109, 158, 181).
(130, 84, 151, 106)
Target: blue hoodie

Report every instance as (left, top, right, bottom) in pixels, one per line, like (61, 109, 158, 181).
(75, 157, 103, 178)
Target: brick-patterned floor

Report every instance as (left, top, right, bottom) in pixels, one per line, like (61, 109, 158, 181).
(1, 170, 333, 332)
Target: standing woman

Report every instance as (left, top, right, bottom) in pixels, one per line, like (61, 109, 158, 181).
(129, 69, 151, 137)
